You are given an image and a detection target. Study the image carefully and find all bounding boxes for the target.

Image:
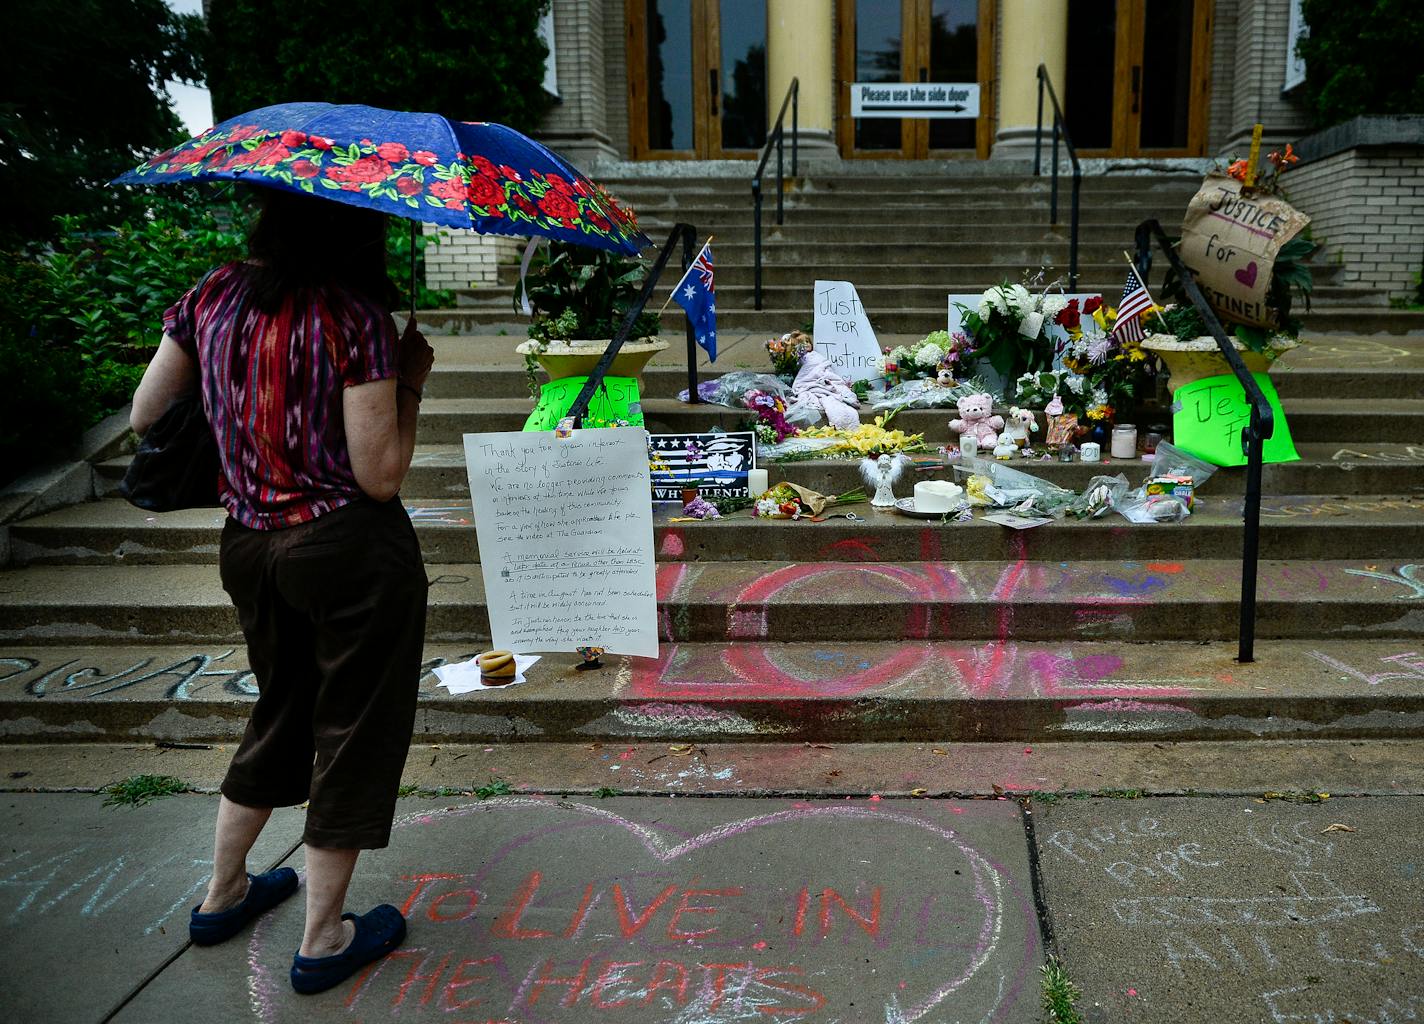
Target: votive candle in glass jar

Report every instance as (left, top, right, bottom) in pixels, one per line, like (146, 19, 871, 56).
(959, 434, 978, 458)
(1111, 424, 1138, 460)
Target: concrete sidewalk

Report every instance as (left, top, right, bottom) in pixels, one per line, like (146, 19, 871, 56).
(2, 785, 1420, 1023)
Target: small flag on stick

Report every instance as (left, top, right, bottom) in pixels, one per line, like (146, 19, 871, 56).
(669, 241, 718, 362)
(1112, 266, 1154, 344)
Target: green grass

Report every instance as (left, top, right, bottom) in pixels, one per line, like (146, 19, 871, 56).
(473, 778, 514, 800)
(102, 774, 188, 808)
(396, 784, 420, 798)
(1041, 957, 1085, 1024)
(593, 787, 621, 799)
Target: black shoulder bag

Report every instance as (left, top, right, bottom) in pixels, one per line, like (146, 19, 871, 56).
(118, 395, 222, 512)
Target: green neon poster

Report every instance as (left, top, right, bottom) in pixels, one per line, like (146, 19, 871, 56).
(522, 375, 644, 432)
(1171, 371, 1299, 467)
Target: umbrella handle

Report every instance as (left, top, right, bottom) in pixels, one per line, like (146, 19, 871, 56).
(409, 221, 418, 322)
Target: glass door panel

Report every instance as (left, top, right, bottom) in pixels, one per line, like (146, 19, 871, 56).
(1063, 0, 1118, 151)
(643, 0, 697, 152)
(926, 0, 977, 150)
(1138, 0, 1196, 150)
(716, 0, 768, 152)
(853, 0, 909, 152)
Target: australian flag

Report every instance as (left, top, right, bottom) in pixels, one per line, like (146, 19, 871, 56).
(672, 242, 717, 362)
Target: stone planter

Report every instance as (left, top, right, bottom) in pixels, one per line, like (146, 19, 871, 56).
(515, 337, 668, 385)
(1142, 333, 1298, 390)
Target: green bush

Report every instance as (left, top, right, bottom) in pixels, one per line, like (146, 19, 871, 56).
(1298, 0, 1424, 127)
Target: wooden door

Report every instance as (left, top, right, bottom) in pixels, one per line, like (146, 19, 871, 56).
(626, 0, 767, 160)
(837, 0, 995, 159)
(1064, 0, 1212, 157)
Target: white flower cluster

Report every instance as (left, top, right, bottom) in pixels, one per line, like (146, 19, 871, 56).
(975, 283, 1068, 341)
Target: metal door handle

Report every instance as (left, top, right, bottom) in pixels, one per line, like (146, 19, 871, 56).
(1131, 65, 1141, 114)
(710, 69, 720, 116)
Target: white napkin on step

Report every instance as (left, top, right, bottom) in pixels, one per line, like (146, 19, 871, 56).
(433, 654, 540, 694)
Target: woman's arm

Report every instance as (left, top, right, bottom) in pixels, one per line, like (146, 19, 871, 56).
(344, 319, 433, 502)
(131, 334, 200, 435)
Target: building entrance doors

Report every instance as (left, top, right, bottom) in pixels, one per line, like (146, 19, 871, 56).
(626, 0, 769, 160)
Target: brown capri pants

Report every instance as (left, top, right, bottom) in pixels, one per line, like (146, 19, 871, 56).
(218, 498, 428, 849)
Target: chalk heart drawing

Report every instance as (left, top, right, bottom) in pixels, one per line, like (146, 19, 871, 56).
(245, 799, 1034, 1024)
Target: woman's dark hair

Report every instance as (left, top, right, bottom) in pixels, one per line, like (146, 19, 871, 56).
(245, 187, 399, 312)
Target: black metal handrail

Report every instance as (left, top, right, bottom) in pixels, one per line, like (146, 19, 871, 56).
(567, 223, 699, 426)
(752, 77, 799, 310)
(1134, 218, 1275, 664)
(1033, 65, 1080, 290)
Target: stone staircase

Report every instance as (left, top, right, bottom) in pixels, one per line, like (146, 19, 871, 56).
(440, 169, 1424, 336)
(2, 319, 1422, 746)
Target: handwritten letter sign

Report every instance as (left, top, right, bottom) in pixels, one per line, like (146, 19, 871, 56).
(1171, 372, 1299, 467)
(464, 429, 658, 657)
(1180, 172, 1310, 328)
(813, 280, 881, 382)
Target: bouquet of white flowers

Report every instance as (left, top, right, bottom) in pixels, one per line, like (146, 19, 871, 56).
(957, 279, 1068, 388)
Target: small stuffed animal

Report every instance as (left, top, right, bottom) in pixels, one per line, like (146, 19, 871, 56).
(1004, 406, 1039, 448)
(936, 367, 956, 387)
(949, 393, 1005, 448)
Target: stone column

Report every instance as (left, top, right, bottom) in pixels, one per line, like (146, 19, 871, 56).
(767, 0, 839, 160)
(992, 0, 1069, 159)
(535, 0, 620, 169)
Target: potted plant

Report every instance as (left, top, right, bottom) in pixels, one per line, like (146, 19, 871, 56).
(1143, 146, 1314, 389)
(516, 242, 666, 395)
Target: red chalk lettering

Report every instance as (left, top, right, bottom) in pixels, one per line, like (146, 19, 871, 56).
(612, 882, 679, 939)
(587, 960, 646, 1009)
(701, 961, 754, 1011)
(818, 887, 882, 938)
(492, 871, 556, 939)
(345, 948, 420, 1009)
(753, 966, 828, 1017)
(399, 872, 466, 916)
(667, 886, 744, 940)
(640, 960, 691, 1007)
(429, 888, 480, 922)
(393, 951, 450, 1008)
(443, 955, 500, 1011)
(561, 883, 597, 938)
(525, 956, 593, 1007)
(792, 887, 811, 937)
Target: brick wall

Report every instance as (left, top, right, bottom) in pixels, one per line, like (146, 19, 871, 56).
(1284, 146, 1424, 301)
(1225, 0, 1310, 152)
(1207, 0, 1238, 153)
(422, 224, 521, 292)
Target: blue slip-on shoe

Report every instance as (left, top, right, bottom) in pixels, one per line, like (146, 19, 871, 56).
(189, 867, 299, 946)
(289, 904, 407, 995)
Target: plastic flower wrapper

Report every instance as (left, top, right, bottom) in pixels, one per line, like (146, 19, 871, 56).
(867, 374, 1000, 411)
(953, 455, 1075, 516)
(680, 371, 789, 407)
(754, 481, 864, 519)
(1067, 474, 1129, 519)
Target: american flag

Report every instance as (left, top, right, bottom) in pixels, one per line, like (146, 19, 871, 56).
(672, 242, 717, 362)
(1112, 267, 1154, 343)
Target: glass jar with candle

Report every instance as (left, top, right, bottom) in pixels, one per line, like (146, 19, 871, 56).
(1112, 424, 1138, 460)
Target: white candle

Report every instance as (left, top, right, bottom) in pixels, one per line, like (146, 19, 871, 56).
(748, 468, 769, 495)
(1112, 424, 1138, 460)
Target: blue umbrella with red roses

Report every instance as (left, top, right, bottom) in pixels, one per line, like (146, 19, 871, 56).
(113, 102, 650, 261)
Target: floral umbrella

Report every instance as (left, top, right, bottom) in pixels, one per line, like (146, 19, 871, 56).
(112, 101, 649, 256)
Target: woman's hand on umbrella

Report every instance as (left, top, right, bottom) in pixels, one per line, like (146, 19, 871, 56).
(397, 318, 434, 395)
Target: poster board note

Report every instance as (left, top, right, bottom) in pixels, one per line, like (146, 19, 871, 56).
(648, 431, 756, 503)
(464, 428, 658, 657)
(813, 280, 881, 382)
(522, 375, 643, 432)
(1171, 372, 1299, 468)
(1180, 172, 1310, 328)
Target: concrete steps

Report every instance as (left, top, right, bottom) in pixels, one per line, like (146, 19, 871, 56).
(12, 495, 1423, 567)
(2, 558, 1420, 647)
(399, 396, 1423, 445)
(3, 639, 1422, 744)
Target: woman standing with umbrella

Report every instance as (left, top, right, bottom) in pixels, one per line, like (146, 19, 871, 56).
(118, 102, 648, 994)
(131, 186, 432, 992)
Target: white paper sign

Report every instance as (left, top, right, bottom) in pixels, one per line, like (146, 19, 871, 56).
(814, 280, 881, 382)
(850, 82, 980, 119)
(463, 428, 658, 657)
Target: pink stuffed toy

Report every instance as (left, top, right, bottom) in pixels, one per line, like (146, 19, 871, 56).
(949, 393, 1005, 448)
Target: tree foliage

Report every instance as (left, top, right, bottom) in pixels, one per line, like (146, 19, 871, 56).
(1298, 0, 1424, 128)
(0, 0, 205, 245)
(205, 1, 553, 130)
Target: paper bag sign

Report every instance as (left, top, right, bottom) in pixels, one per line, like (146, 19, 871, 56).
(1180, 172, 1310, 329)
